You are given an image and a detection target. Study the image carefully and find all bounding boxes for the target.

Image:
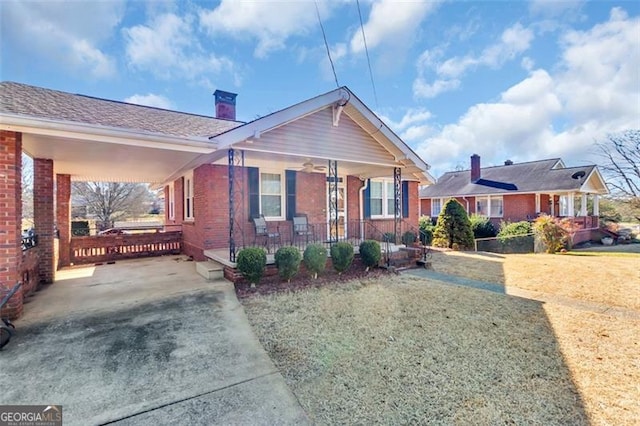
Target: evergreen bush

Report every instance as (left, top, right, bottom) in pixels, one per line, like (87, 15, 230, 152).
(432, 199, 474, 250)
(330, 241, 354, 274)
(401, 231, 417, 245)
(419, 216, 434, 245)
(274, 246, 302, 282)
(236, 247, 266, 286)
(359, 240, 381, 270)
(303, 244, 327, 279)
(469, 214, 497, 239)
(497, 221, 533, 242)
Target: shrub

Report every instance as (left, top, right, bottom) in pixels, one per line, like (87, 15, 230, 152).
(274, 246, 302, 282)
(401, 231, 417, 245)
(533, 215, 572, 253)
(359, 240, 381, 270)
(330, 241, 354, 274)
(382, 232, 396, 243)
(303, 244, 327, 279)
(419, 216, 434, 245)
(469, 214, 497, 239)
(497, 221, 532, 242)
(236, 247, 266, 286)
(432, 199, 474, 250)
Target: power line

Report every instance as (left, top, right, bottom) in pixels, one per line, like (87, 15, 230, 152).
(356, 0, 378, 108)
(315, 1, 339, 88)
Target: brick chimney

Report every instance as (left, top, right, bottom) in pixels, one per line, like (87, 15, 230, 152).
(213, 90, 237, 120)
(504, 159, 513, 166)
(470, 154, 481, 182)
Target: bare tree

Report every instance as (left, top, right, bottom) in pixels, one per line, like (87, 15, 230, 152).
(596, 130, 640, 221)
(72, 182, 152, 229)
(21, 153, 34, 225)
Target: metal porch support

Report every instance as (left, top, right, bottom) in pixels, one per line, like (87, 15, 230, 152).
(228, 149, 245, 262)
(394, 167, 401, 245)
(328, 159, 338, 245)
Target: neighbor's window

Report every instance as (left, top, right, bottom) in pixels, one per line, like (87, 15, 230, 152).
(184, 173, 194, 220)
(169, 184, 175, 220)
(260, 172, 283, 218)
(370, 179, 397, 218)
(431, 198, 442, 217)
(476, 196, 503, 218)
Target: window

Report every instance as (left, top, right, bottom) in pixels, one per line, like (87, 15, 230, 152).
(370, 179, 397, 218)
(431, 198, 442, 217)
(260, 172, 284, 218)
(476, 196, 503, 218)
(184, 173, 194, 220)
(168, 184, 175, 220)
(559, 195, 569, 216)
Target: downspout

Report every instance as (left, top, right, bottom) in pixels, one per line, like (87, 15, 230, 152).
(359, 178, 369, 239)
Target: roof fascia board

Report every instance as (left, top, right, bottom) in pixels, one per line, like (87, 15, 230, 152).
(1, 113, 216, 153)
(419, 188, 608, 199)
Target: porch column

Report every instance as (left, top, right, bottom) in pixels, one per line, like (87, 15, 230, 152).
(328, 160, 339, 244)
(593, 194, 599, 216)
(580, 193, 588, 217)
(34, 158, 55, 284)
(567, 192, 575, 217)
(0, 131, 23, 319)
(56, 174, 71, 268)
(550, 195, 555, 216)
(535, 193, 540, 213)
(394, 167, 401, 244)
(228, 149, 245, 262)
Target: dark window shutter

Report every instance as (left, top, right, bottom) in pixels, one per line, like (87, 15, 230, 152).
(286, 170, 296, 220)
(402, 181, 409, 218)
(248, 167, 259, 221)
(364, 179, 371, 219)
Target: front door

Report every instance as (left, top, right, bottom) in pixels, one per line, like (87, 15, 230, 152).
(327, 180, 347, 240)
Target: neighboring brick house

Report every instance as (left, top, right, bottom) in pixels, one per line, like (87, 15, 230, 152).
(420, 155, 608, 231)
(1, 82, 433, 317)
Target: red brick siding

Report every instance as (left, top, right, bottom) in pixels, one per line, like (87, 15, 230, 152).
(346, 176, 363, 238)
(0, 131, 23, 319)
(56, 174, 71, 268)
(503, 194, 536, 222)
(34, 158, 55, 284)
(420, 199, 431, 218)
(297, 171, 327, 225)
(406, 181, 419, 227)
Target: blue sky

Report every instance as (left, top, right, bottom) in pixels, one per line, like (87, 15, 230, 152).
(1, 0, 639, 177)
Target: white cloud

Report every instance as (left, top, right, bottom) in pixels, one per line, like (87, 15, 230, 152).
(379, 108, 435, 150)
(349, 0, 439, 53)
(529, 0, 584, 17)
(0, 1, 123, 78)
(124, 94, 174, 110)
(123, 13, 236, 83)
(415, 8, 640, 177)
(199, 0, 326, 58)
(414, 23, 534, 99)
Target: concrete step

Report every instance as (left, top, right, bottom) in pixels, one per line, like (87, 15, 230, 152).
(196, 260, 224, 281)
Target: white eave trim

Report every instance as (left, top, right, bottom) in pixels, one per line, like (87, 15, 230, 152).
(0, 113, 217, 153)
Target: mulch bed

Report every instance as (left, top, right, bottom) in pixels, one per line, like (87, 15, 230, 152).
(234, 263, 387, 299)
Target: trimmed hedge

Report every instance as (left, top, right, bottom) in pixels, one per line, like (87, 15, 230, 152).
(469, 214, 497, 238)
(303, 244, 327, 279)
(330, 241, 354, 274)
(236, 247, 267, 285)
(274, 246, 302, 282)
(359, 240, 381, 270)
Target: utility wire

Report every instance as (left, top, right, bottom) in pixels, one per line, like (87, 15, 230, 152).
(315, 0, 340, 88)
(356, 0, 378, 108)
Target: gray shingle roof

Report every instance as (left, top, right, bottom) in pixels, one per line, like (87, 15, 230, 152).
(420, 158, 598, 197)
(0, 81, 242, 138)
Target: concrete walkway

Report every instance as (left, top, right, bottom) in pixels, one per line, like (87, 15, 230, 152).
(405, 268, 640, 321)
(0, 256, 309, 425)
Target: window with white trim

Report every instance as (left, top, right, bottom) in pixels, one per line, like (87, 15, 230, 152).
(260, 172, 284, 219)
(370, 179, 397, 218)
(184, 173, 194, 220)
(476, 196, 503, 218)
(431, 198, 442, 217)
(168, 184, 175, 220)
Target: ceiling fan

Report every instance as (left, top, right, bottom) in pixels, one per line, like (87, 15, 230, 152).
(299, 159, 326, 173)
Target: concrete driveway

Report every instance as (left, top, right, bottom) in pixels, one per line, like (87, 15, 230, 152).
(0, 256, 308, 425)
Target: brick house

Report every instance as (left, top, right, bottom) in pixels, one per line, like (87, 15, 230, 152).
(420, 155, 609, 239)
(1, 82, 433, 318)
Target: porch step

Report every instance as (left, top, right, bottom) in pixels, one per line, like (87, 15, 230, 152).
(196, 260, 224, 281)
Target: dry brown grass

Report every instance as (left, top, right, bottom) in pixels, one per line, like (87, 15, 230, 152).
(430, 249, 640, 310)
(243, 276, 591, 425)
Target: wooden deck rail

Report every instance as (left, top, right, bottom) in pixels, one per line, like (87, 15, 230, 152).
(70, 231, 182, 265)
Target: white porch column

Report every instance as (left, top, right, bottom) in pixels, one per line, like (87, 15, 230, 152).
(580, 193, 588, 216)
(550, 195, 555, 216)
(535, 193, 540, 213)
(567, 192, 575, 217)
(593, 194, 599, 216)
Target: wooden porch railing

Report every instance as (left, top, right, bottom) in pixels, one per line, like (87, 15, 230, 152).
(70, 232, 182, 265)
(563, 215, 599, 230)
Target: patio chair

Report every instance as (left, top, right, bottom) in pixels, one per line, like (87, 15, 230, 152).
(292, 214, 315, 245)
(253, 214, 281, 252)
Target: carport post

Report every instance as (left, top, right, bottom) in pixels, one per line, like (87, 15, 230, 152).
(34, 158, 55, 284)
(0, 130, 24, 319)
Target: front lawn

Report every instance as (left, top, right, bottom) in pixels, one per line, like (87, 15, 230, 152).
(244, 277, 592, 424)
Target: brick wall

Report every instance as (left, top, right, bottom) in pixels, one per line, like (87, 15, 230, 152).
(406, 181, 420, 226)
(0, 131, 23, 319)
(346, 176, 362, 237)
(503, 194, 536, 222)
(297, 171, 327, 225)
(56, 174, 71, 268)
(34, 158, 55, 283)
(420, 198, 431, 218)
